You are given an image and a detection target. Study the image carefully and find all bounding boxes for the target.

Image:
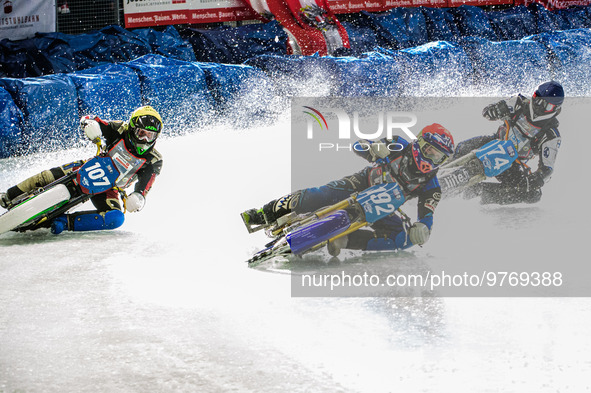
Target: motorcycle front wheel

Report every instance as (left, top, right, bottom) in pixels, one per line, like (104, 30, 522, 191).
(0, 184, 71, 235)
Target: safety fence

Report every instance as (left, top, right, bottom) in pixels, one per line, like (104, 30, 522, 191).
(1, 4, 591, 157)
(3, 4, 591, 77)
(2, 4, 591, 76)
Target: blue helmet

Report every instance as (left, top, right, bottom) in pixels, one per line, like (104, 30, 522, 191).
(532, 81, 564, 117)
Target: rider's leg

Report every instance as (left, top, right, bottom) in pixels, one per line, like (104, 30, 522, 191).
(243, 171, 368, 226)
(51, 190, 124, 234)
(479, 162, 542, 205)
(3, 161, 84, 205)
(328, 215, 411, 257)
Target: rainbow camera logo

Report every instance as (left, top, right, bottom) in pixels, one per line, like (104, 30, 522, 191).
(303, 106, 328, 132)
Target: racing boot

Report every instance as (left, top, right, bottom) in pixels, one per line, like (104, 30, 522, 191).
(0, 192, 11, 209)
(241, 208, 265, 226)
(242, 192, 302, 230)
(50, 215, 70, 234)
(262, 192, 301, 223)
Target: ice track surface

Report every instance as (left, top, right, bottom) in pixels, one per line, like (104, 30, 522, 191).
(1, 101, 591, 393)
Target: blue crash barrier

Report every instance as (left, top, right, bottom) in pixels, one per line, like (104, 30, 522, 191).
(344, 10, 418, 52)
(244, 54, 342, 96)
(92, 25, 153, 63)
(179, 21, 288, 64)
(398, 7, 430, 48)
(372, 41, 474, 95)
(339, 20, 380, 54)
(37, 31, 123, 72)
(421, 6, 462, 43)
(526, 3, 571, 33)
(196, 61, 277, 125)
(555, 6, 591, 29)
(449, 5, 498, 41)
(486, 5, 538, 40)
(0, 36, 75, 78)
(2, 6, 591, 78)
(246, 40, 473, 97)
(0, 86, 23, 157)
(0, 75, 78, 155)
(2, 7, 591, 157)
(125, 55, 212, 134)
(0, 25, 193, 78)
(333, 53, 405, 96)
(67, 63, 142, 121)
(133, 26, 196, 63)
(528, 29, 591, 93)
(460, 36, 553, 93)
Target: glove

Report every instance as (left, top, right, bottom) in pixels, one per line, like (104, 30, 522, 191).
(408, 222, 430, 246)
(368, 141, 390, 162)
(126, 192, 145, 213)
(482, 100, 510, 121)
(80, 115, 101, 142)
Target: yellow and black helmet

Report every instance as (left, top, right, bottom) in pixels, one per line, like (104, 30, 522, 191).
(127, 106, 163, 155)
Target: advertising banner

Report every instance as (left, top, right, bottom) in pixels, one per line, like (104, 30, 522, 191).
(327, 0, 451, 14)
(448, 0, 512, 6)
(0, 0, 56, 41)
(516, 0, 591, 9)
(124, 0, 258, 28)
(327, 0, 394, 13)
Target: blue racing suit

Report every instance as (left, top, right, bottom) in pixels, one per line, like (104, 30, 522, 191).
(264, 136, 442, 251)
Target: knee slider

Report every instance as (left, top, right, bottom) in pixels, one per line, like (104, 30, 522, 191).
(103, 210, 125, 229)
(71, 210, 125, 232)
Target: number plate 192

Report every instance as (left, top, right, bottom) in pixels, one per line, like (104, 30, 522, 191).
(357, 182, 406, 223)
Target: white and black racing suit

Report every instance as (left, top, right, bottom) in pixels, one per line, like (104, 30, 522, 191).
(454, 94, 561, 204)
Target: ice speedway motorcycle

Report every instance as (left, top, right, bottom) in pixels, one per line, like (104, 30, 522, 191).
(243, 124, 519, 265)
(437, 120, 520, 198)
(243, 180, 414, 265)
(0, 140, 141, 236)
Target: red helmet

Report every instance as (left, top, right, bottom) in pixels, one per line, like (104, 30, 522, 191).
(411, 124, 455, 173)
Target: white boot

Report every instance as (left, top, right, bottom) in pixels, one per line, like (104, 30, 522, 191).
(0, 192, 10, 209)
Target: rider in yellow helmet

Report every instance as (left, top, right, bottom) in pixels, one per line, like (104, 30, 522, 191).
(0, 106, 164, 234)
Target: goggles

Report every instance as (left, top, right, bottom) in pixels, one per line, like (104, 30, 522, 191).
(417, 137, 449, 165)
(134, 127, 158, 143)
(532, 94, 558, 114)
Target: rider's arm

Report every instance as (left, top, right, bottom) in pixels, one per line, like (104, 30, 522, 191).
(101, 120, 125, 144)
(529, 128, 561, 188)
(81, 115, 123, 145)
(134, 151, 163, 196)
(416, 177, 441, 230)
(482, 95, 522, 121)
(400, 177, 441, 248)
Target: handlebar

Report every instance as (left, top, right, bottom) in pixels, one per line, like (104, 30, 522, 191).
(93, 138, 103, 156)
